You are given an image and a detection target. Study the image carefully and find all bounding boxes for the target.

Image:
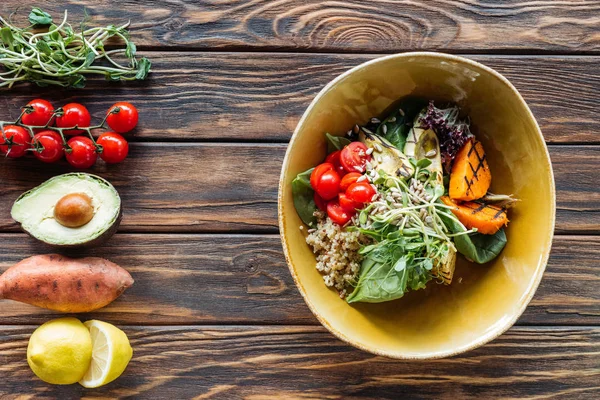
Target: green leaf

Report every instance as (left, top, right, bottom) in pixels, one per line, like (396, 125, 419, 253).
(29, 8, 53, 26)
(66, 74, 86, 88)
(82, 51, 96, 68)
(441, 214, 507, 264)
(325, 133, 351, 154)
(135, 57, 151, 80)
(36, 41, 52, 56)
(291, 167, 317, 227)
(376, 97, 428, 150)
(125, 41, 137, 58)
(0, 27, 14, 51)
(416, 158, 432, 169)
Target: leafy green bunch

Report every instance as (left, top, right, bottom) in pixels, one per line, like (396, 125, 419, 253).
(0, 8, 151, 88)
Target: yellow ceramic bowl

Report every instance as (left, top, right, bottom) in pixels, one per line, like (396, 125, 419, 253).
(279, 52, 555, 359)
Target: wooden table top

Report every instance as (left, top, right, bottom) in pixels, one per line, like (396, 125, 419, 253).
(1, 1, 599, 399)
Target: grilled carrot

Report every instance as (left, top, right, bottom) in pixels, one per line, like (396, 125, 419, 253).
(449, 139, 491, 201)
(441, 196, 508, 235)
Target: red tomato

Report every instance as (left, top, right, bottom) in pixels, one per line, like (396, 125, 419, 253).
(55, 103, 91, 135)
(325, 150, 346, 176)
(97, 132, 129, 164)
(0, 125, 30, 158)
(315, 169, 341, 200)
(340, 142, 371, 173)
(346, 181, 377, 203)
(339, 192, 363, 212)
(106, 102, 138, 133)
(327, 200, 354, 225)
(313, 192, 327, 211)
(66, 136, 98, 169)
(310, 163, 334, 190)
(32, 130, 64, 163)
(21, 99, 55, 130)
(339, 172, 362, 192)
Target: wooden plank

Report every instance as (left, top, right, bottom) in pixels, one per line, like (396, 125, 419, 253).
(2, 54, 599, 144)
(2, 1, 600, 53)
(0, 325, 598, 399)
(0, 233, 597, 326)
(0, 144, 598, 234)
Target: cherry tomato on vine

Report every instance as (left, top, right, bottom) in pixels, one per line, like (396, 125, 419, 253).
(339, 172, 362, 192)
(32, 130, 64, 163)
(0, 125, 30, 158)
(313, 192, 327, 212)
(106, 102, 138, 133)
(339, 192, 363, 212)
(66, 136, 98, 169)
(325, 150, 346, 177)
(96, 132, 129, 164)
(340, 142, 371, 173)
(21, 99, 55, 130)
(346, 181, 377, 203)
(326, 200, 353, 225)
(55, 103, 91, 135)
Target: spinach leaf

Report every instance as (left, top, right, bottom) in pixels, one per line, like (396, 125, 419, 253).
(441, 214, 507, 264)
(291, 168, 317, 227)
(347, 252, 431, 303)
(376, 97, 428, 150)
(325, 133, 351, 153)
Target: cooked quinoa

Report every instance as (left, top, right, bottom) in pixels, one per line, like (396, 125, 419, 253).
(305, 211, 369, 298)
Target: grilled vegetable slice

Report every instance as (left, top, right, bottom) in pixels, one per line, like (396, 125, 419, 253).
(359, 132, 414, 178)
(449, 139, 491, 201)
(441, 196, 508, 235)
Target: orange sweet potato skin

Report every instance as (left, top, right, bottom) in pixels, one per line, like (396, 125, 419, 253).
(0, 254, 134, 313)
(441, 196, 508, 235)
(449, 139, 491, 201)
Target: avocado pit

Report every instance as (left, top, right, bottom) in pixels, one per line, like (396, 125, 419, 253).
(54, 193, 95, 228)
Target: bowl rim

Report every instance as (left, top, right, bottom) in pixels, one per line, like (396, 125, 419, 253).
(278, 51, 556, 360)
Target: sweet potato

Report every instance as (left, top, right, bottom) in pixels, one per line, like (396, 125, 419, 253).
(0, 254, 133, 313)
(449, 139, 491, 201)
(441, 196, 508, 235)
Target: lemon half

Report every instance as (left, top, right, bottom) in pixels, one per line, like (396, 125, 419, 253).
(78, 320, 133, 388)
(27, 317, 92, 385)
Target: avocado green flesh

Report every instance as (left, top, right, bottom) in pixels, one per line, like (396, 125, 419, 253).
(11, 173, 121, 246)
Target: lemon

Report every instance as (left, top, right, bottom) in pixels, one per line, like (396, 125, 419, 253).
(27, 317, 92, 385)
(79, 320, 133, 388)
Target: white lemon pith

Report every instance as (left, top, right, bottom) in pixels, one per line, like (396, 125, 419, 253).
(79, 320, 133, 388)
(27, 317, 92, 385)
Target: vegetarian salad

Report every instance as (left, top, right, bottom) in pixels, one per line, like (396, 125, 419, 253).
(293, 98, 517, 303)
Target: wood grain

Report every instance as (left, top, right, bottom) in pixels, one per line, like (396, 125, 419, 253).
(2, 1, 600, 53)
(1, 54, 599, 144)
(0, 325, 598, 399)
(0, 233, 597, 326)
(0, 144, 598, 234)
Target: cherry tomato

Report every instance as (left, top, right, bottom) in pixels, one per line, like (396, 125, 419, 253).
(32, 130, 64, 163)
(315, 169, 340, 200)
(339, 192, 363, 212)
(346, 181, 377, 203)
(66, 136, 98, 169)
(106, 102, 138, 133)
(97, 132, 129, 164)
(21, 99, 55, 130)
(325, 150, 346, 176)
(314, 192, 327, 211)
(339, 172, 362, 192)
(327, 200, 353, 225)
(55, 103, 91, 135)
(0, 125, 30, 158)
(340, 142, 371, 173)
(310, 163, 334, 190)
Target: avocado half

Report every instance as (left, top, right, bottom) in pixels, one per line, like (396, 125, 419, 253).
(11, 173, 122, 248)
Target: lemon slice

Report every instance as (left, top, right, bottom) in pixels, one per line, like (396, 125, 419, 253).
(79, 320, 133, 388)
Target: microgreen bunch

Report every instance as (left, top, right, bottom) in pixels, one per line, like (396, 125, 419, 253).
(346, 159, 475, 302)
(0, 8, 151, 88)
